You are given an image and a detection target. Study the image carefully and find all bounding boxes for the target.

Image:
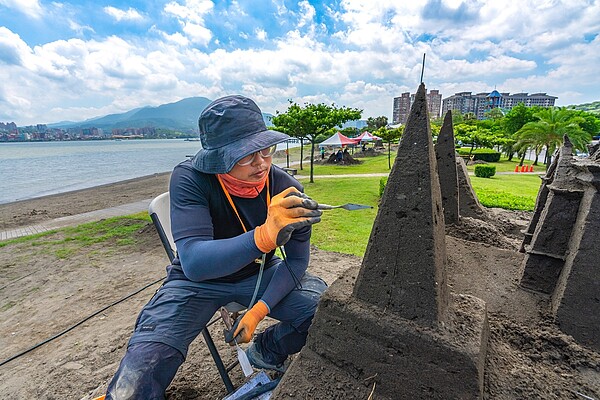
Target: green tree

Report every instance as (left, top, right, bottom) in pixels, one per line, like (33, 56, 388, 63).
(516, 107, 591, 167)
(570, 110, 600, 138)
(454, 123, 478, 152)
(451, 111, 465, 125)
(272, 102, 362, 183)
(339, 127, 359, 138)
(271, 102, 308, 170)
(502, 103, 537, 162)
(484, 107, 504, 120)
(366, 116, 388, 132)
(376, 126, 403, 169)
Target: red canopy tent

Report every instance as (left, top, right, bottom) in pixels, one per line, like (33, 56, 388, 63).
(318, 132, 359, 147)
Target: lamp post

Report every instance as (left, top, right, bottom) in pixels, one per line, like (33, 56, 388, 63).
(286, 140, 290, 168)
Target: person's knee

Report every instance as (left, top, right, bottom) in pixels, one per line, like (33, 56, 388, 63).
(106, 342, 183, 400)
(301, 275, 328, 305)
(293, 276, 327, 329)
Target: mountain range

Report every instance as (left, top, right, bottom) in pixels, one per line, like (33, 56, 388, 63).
(45, 97, 599, 133)
(47, 97, 274, 132)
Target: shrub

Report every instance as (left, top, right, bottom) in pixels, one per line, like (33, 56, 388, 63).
(474, 164, 496, 178)
(379, 177, 388, 197)
(457, 148, 501, 162)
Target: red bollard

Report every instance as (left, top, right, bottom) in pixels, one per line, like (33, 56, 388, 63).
(515, 165, 520, 172)
(521, 165, 526, 172)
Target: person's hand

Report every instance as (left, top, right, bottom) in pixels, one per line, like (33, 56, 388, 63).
(225, 301, 269, 344)
(254, 187, 321, 253)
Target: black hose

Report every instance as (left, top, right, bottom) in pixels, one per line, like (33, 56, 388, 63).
(0, 275, 165, 368)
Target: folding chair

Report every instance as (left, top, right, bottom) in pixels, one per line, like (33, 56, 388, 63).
(148, 192, 245, 394)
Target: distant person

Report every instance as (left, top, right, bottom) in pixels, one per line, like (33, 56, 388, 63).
(105, 95, 326, 399)
(320, 146, 325, 160)
(362, 143, 367, 152)
(336, 149, 343, 164)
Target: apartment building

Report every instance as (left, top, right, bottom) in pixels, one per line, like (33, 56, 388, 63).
(441, 90, 557, 119)
(392, 89, 442, 124)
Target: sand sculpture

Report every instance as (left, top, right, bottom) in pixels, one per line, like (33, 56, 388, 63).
(520, 137, 600, 352)
(434, 110, 459, 225)
(272, 84, 489, 399)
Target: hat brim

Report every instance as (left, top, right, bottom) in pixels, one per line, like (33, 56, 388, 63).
(192, 129, 290, 174)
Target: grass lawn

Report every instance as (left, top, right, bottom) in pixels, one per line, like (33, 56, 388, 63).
(5, 154, 542, 258)
(470, 174, 542, 211)
(464, 156, 547, 173)
(303, 177, 380, 257)
(0, 213, 150, 255)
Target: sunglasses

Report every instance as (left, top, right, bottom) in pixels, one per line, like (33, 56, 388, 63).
(236, 144, 278, 166)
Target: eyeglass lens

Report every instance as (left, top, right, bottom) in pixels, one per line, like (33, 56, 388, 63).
(237, 145, 277, 166)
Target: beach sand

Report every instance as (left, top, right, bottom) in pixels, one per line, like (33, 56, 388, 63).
(0, 173, 599, 399)
(0, 172, 171, 230)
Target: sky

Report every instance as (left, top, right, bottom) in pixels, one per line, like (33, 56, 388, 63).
(0, 0, 599, 126)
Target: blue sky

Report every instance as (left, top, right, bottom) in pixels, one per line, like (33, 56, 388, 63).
(0, 0, 599, 126)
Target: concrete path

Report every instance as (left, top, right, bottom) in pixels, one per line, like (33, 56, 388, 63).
(0, 199, 151, 241)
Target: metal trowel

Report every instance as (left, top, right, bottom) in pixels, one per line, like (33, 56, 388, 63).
(221, 308, 254, 377)
(317, 203, 373, 211)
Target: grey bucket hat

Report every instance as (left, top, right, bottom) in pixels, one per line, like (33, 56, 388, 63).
(192, 95, 289, 174)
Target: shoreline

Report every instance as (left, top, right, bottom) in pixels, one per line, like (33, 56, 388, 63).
(0, 157, 294, 231)
(0, 172, 172, 230)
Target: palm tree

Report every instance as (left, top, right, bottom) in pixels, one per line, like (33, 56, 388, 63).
(516, 107, 591, 167)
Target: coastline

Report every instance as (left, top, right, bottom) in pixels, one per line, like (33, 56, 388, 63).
(0, 156, 294, 231)
(0, 172, 171, 230)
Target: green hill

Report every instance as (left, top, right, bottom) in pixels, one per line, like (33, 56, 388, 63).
(48, 97, 276, 132)
(567, 100, 600, 114)
(49, 97, 213, 131)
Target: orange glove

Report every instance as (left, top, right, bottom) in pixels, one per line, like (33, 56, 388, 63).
(228, 301, 269, 344)
(254, 186, 321, 253)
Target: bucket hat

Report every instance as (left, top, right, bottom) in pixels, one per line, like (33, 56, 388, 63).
(192, 95, 289, 174)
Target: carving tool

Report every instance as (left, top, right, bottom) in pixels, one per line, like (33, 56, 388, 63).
(221, 307, 254, 377)
(317, 203, 373, 211)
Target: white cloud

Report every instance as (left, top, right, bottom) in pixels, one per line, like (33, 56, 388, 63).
(1, 0, 599, 125)
(0, 0, 42, 19)
(68, 19, 95, 36)
(0, 27, 30, 66)
(158, 30, 190, 46)
(164, 0, 214, 46)
(255, 28, 267, 41)
(104, 6, 145, 22)
(183, 22, 212, 45)
(297, 1, 316, 28)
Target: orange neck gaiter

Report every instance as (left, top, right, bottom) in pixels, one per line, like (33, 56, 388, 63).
(217, 170, 268, 198)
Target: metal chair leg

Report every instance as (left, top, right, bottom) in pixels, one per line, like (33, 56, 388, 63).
(202, 328, 235, 393)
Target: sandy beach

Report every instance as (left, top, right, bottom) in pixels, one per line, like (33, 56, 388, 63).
(1, 171, 599, 399)
(0, 172, 172, 230)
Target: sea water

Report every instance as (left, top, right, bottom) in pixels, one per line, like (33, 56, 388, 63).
(0, 139, 298, 204)
(0, 139, 202, 204)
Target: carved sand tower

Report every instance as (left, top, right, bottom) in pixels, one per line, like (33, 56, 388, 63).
(434, 110, 486, 224)
(434, 110, 459, 225)
(520, 137, 583, 294)
(273, 84, 489, 399)
(520, 138, 600, 352)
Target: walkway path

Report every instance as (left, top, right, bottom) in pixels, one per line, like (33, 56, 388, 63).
(0, 200, 151, 241)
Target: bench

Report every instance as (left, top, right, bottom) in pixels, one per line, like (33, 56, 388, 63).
(282, 167, 298, 176)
